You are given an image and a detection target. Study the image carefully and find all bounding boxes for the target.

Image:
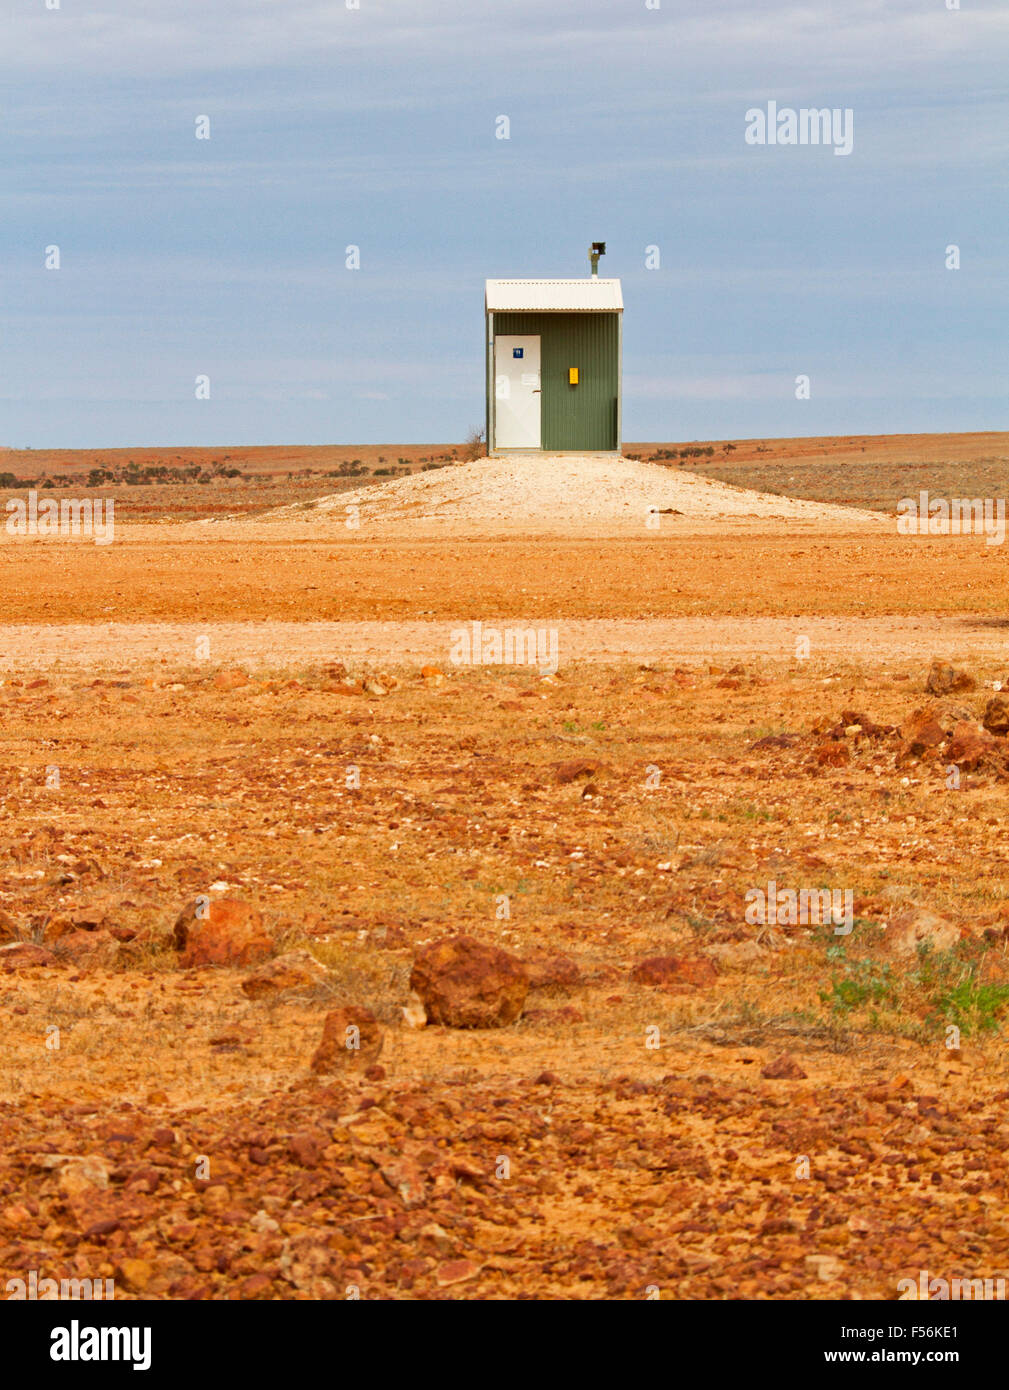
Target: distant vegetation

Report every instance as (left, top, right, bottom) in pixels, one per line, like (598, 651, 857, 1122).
(460, 428, 485, 463)
(89, 460, 244, 487)
(649, 445, 717, 462)
(0, 440, 489, 493)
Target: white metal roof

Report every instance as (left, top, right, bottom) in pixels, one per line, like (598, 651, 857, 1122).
(485, 278, 623, 312)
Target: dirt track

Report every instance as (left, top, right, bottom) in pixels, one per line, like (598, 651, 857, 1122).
(1, 614, 1006, 674)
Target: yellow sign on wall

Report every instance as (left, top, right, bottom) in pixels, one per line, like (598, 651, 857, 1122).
(568, 367, 579, 385)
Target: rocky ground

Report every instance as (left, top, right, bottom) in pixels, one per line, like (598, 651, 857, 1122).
(3, 642, 1009, 1300)
(3, 435, 1009, 1302)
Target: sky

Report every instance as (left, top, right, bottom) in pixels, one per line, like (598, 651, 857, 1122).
(2, 0, 1007, 447)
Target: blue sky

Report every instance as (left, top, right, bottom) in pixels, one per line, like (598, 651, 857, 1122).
(3, 0, 1007, 447)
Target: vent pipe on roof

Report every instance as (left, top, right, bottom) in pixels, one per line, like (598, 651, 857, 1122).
(588, 241, 606, 276)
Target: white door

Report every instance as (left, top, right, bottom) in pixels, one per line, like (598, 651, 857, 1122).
(494, 335, 541, 449)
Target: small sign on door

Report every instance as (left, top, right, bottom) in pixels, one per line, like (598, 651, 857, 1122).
(513, 348, 524, 358)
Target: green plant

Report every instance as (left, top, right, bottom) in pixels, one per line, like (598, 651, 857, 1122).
(930, 980, 1009, 1036)
(914, 944, 1009, 1036)
(820, 949, 896, 1013)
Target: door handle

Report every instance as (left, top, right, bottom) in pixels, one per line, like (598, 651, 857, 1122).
(532, 388, 541, 393)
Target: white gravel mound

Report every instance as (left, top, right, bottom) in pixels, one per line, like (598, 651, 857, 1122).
(202, 453, 885, 535)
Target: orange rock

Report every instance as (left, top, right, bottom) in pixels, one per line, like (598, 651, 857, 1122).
(522, 952, 582, 994)
(760, 1052, 808, 1080)
(410, 935, 528, 1028)
(982, 696, 1009, 737)
(815, 741, 850, 767)
(213, 667, 249, 691)
(900, 705, 946, 756)
(52, 929, 120, 969)
(0, 942, 55, 972)
(886, 907, 959, 958)
(925, 659, 975, 695)
(172, 898, 273, 969)
(630, 954, 718, 990)
(947, 721, 1002, 772)
(555, 758, 606, 785)
(436, 1259, 481, 1287)
(241, 950, 327, 999)
(311, 1006, 384, 1071)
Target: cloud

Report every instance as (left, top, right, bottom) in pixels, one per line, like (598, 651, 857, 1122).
(10, 0, 1008, 91)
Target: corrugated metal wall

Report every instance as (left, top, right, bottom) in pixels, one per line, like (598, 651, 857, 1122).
(491, 311, 620, 450)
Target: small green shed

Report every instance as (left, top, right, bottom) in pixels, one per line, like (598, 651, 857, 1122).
(485, 276, 623, 454)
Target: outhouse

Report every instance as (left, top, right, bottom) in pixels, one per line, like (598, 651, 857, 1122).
(485, 261, 622, 454)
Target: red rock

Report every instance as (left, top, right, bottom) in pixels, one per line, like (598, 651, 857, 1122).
(436, 1259, 480, 1287)
(761, 1053, 807, 1080)
(926, 659, 975, 695)
(83, 1217, 120, 1237)
(381, 1156, 426, 1208)
(0, 942, 55, 972)
(288, 1131, 325, 1167)
(240, 1273, 274, 1298)
(838, 709, 896, 740)
(409, 935, 528, 1028)
(555, 758, 606, 785)
(752, 733, 798, 750)
(213, 667, 249, 691)
(68, 903, 111, 930)
(311, 1006, 384, 1071)
(887, 907, 960, 957)
(522, 952, 581, 994)
(173, 898, 273, 969)
(983, 696, 1009, 737)
(947, 721, 1003, 772)
(815, 741, 850, 767)
(241, 949, 326, 998)
(630, 955, 718, 990)
(900, 705, 947, 757)
(51, 929, 120, 969)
